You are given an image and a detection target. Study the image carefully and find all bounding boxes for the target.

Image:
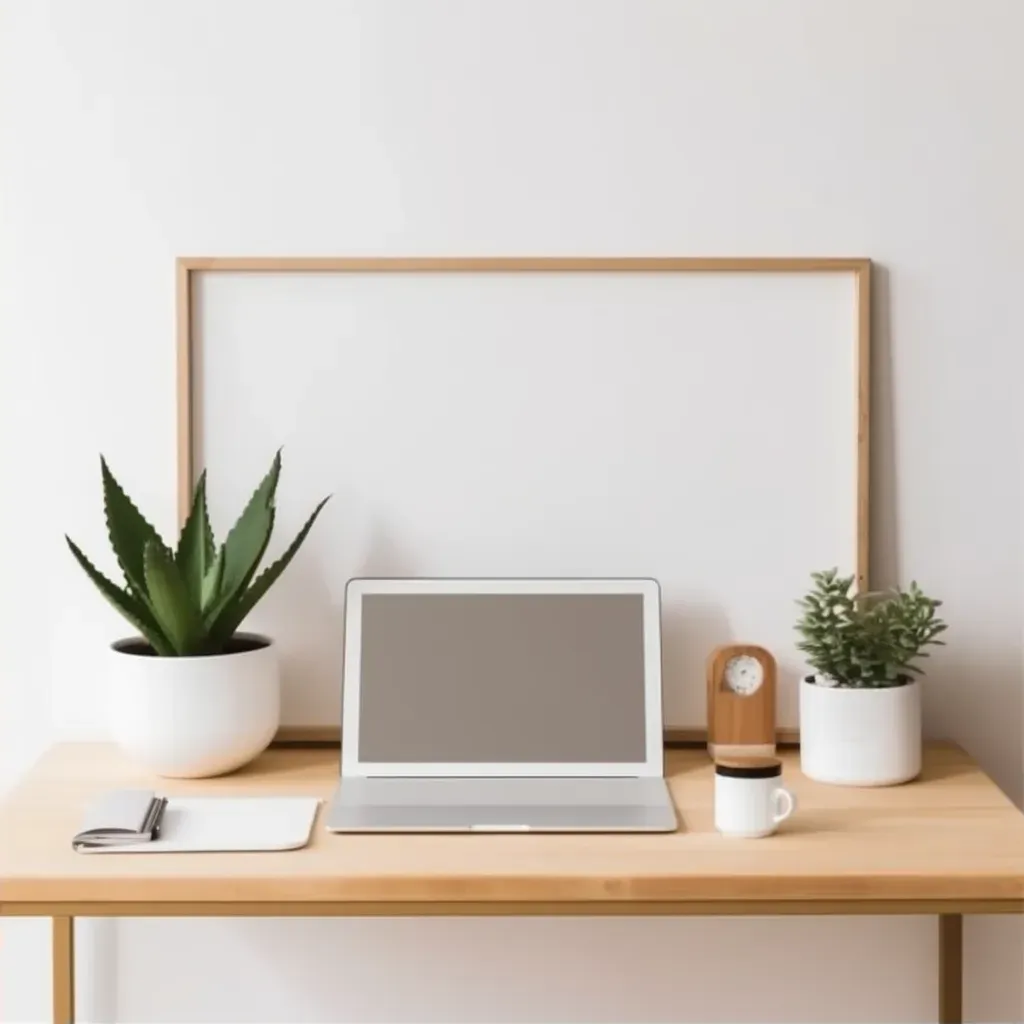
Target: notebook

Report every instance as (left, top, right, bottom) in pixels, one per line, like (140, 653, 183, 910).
(72, 789, 320, 853)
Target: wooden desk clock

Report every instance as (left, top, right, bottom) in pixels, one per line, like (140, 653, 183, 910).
(706, 644, 777, 759)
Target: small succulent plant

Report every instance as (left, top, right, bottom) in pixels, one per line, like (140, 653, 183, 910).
(795, 567, 947, 688)
(66, 450, 329, 656)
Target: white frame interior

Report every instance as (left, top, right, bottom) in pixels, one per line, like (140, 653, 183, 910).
(340, 577, 664, 778)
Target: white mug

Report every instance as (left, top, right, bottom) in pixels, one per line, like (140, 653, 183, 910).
(714, 758, 796, 838)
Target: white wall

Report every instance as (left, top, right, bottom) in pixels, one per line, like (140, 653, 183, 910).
(1, 1, 1021, 1021)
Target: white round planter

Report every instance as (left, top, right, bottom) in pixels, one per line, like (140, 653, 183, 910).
(799, 676, 922, 786)
(107, 632, 280, 779)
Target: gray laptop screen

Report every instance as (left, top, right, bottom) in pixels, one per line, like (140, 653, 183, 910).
(355, 592, 649, 763)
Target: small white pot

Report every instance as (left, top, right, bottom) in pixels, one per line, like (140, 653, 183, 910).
(799, 675, 922, 786)
(107, 632, 280, 779)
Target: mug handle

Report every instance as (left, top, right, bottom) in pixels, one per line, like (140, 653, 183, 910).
(772, 787, 796, 824)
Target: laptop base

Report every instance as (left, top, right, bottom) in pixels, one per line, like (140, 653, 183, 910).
(325, 776, 678, 833)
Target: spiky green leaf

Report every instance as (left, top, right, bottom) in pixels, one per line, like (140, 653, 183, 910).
(200, 545, 226, 614)
(65, 536, 174, 655)
(207, 496, 330, 648)
(101, 456, 170, 599)
(176, 470, 216, 603)
(143, 539, 206, 655)
(205, 450, 281, 623)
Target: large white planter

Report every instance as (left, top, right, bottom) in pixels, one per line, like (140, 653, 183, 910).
(799, 676, 922, 786)
(107, 632, 280, 779)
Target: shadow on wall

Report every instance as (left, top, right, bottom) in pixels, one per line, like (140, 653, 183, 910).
(280, 536, 742, 737)
(872, 266, 1021, 808)
(869, 267, 900, 599)
(112, 914, 939, 1024)
(75, 918, 118, 1024)
(660, 601, 731, 727)
(252, 521, 423, 727)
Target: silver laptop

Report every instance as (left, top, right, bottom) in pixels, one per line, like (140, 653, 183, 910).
(325, 577, 677, 833)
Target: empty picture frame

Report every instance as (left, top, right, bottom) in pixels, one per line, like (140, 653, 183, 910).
(176, 256, 871, 745)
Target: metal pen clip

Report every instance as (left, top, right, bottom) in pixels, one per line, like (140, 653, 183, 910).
(143, 795, 169, 839)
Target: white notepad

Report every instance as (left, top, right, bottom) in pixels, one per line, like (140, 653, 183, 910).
(73, 793, 320, 854)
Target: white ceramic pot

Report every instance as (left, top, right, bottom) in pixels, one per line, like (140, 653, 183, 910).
(799, 675, 921, 786)
(107, 632, 280, 778)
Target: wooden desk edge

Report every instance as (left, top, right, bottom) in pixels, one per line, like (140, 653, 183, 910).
(3, 898, 1022, 918)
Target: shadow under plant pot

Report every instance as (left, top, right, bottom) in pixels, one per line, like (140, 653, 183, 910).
(108, 632, 279, 779)
(799, 675, 921, 786)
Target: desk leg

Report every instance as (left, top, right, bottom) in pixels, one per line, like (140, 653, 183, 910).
(52, 916, 75, 1024)
(938, 913, 963, 1024)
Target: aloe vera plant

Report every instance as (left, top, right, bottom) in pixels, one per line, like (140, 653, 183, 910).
(66, 451, 329, 656)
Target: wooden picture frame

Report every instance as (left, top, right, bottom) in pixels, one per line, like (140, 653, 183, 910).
(175, 256, 871, 747)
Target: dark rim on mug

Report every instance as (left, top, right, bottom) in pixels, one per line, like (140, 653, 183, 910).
(714, 757, 782, 780)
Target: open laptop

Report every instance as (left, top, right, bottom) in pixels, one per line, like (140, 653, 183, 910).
(325, 577, 677, 833)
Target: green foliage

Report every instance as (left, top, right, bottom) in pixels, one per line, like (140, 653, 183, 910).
(66, 451, 330, 656)
(795, 567, 947, 688)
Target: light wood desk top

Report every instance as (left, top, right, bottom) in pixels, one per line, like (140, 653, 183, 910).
(2, 741, 1024, 916)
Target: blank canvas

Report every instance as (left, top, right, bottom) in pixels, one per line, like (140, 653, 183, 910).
(191, 266, 861, 731)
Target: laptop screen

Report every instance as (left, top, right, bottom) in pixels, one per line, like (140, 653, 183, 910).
(355, 592, 649, 764)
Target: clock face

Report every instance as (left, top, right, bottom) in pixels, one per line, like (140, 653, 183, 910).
(723, 654, 764, 696)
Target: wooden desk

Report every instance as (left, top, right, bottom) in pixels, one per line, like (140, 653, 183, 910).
(3, 741, 1024, 1024)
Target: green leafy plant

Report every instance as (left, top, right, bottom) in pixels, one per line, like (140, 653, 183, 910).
(795, 568, 947, 688)
(66, 450, 329, 657)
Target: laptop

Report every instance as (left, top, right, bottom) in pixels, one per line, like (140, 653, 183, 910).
(325, 577, 678, 833)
